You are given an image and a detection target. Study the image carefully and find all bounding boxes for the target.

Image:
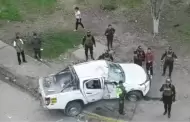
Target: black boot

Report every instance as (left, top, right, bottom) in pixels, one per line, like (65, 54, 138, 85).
(91, 55, 94, 60)
(163, 111, 167, 115)
(86, 57, 88, 61)
(168, 113, 171, 118)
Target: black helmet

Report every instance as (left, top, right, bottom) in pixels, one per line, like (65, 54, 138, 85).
(119, 81, 123, 84)
(166, 78, 172, 83)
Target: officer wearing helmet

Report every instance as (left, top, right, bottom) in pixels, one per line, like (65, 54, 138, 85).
(97, 50, 113, 61)
(116, 81, 127, 115)
(82, 31, 96, 61)
(160, 78, 176, 118)
(161, 46, 177, 77)
(136, 46, 145, 66)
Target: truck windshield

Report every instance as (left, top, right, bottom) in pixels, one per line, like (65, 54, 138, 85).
(107, 62, 125, 82)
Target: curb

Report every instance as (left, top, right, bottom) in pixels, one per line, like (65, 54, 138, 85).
(0, 65, 39, 98)
(81, 111, 125, 122)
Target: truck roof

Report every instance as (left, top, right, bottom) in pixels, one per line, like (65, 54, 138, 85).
(73, 60, 108, 81)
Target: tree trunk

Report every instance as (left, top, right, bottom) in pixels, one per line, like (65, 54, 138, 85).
(153, 17, 159, 34)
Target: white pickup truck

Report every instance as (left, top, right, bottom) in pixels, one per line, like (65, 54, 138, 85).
(38, 60, 150, 117)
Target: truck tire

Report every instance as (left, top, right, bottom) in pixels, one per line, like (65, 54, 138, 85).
(126, 91, 143, 102)
(65, 101, 83, 117)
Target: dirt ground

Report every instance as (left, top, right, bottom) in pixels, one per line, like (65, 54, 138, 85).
(0, 0, 190, 121)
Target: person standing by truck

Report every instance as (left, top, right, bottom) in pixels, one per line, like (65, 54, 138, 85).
(82, 31, 96, 61)
(145, 47, 154, 78)
(116, 81, 127, 115)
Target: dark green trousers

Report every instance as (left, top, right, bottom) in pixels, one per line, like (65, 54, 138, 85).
(119, 98, 124, 114)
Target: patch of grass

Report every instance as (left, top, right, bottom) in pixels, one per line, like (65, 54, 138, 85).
(177, 24, 190, 42)
(0, 0, 22, 20)
(41, 31, 84, 59)
(99, 0, 143, 11)
(0, 0, 56, 21)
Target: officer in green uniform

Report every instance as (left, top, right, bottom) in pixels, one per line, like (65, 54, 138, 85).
(82, 31, 96, 61)
(160, 78, 176, 118)
(116, 81, 127, 115)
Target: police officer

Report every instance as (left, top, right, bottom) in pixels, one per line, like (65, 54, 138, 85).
(136, 46, 145, 66)
(105, 24, 115, 51)
(82, 31, 96, 61)
(116, 81, 127, 115)
(97, 50, 113, 61)
(133, 51, 142, 66)
(31, 32, 42, 61)
(161, 46, 177, 77)
(160, 78, 176, 118)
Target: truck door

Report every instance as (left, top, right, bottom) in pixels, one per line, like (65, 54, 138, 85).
(103, 82, 117, 99)
(83, 78, 104, 103)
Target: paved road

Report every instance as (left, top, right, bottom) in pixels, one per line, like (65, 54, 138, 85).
(0, 80, 77, 122)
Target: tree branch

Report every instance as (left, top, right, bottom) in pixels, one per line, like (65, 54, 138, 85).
(156, 0, 165, 20)
(150, 0, 154, 18)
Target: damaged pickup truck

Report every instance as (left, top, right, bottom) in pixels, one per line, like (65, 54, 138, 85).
(38, 60, 150, 117)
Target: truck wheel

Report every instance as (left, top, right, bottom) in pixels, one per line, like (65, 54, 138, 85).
(126, 91, 143, 102)
(65, 101, 83, 117)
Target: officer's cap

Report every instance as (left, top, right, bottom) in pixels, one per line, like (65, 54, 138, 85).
(87, 30, 91, 33)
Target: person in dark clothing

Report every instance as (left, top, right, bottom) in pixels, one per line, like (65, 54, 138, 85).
(145, 47, 154, 78)
(160, 78, 176, 118)
(31, 32, 42, 61)
(116, 81, 127, 115)
(97, 50, 113, 61)
(82, 31, 96, 61)
(74, 7, 85, 31)
(13, 34, 27, 65)
(133, 51, 142, 66)
(161, 46, 177, 77)
(105, 24, 115, 51)
(136, 46, 145, 66)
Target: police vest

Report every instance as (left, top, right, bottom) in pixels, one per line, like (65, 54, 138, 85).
(163, 86, 173, 96)
(85, 36, 93, 46)
(166, 52, 173, 61)
(116, 86, 122, 98)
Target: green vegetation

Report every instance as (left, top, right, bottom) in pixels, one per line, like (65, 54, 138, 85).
(0, 0, 56, 21)
(41, 31, 84, 59)
(100, 0, 143, 11)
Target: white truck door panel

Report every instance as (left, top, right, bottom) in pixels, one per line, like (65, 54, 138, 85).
(103, 83, 117, 99)
(84, 89, 103, 102)
(83, 78, 104, 103)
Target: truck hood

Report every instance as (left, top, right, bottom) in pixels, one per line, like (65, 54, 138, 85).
(119, 63, 147, 85)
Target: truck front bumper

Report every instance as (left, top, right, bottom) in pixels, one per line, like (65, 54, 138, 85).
(142, 80, 151, 96)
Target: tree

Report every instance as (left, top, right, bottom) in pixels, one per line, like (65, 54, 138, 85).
(150, 0, 165, 35)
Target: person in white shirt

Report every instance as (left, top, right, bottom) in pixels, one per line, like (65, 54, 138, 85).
(13, 33, 27, 65)
(74, 7, 84, 31)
